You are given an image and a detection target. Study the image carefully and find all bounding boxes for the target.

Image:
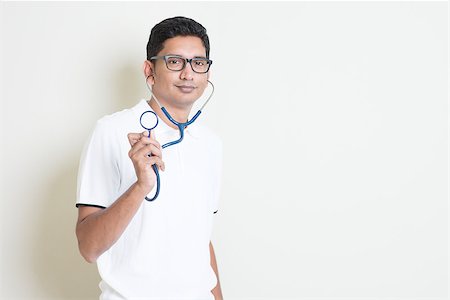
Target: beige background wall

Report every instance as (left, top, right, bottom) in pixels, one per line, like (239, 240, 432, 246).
(1, 2, 448, 299)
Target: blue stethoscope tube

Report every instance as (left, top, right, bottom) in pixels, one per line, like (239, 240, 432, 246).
(139, 110, 161, 200)
(140, 79, 215, 201)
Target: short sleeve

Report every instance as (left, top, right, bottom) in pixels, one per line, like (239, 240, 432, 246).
(212, 139, 223, 215)
(76, 118, 121, 209)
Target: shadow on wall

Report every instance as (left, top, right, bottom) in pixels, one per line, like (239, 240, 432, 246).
(29, 63, 144, 299)
(31, 158, 101, 300)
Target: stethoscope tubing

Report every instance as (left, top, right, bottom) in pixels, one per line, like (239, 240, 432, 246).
(141, 79, 214, 201)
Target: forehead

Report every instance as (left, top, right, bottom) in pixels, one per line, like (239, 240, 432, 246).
(159, 36, 206, 58)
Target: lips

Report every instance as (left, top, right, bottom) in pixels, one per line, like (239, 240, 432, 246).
(176, 85, 196, 93)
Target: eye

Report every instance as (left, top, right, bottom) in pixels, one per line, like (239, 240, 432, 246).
(167, 57, 183, 64)
(194, 60, 207, 66)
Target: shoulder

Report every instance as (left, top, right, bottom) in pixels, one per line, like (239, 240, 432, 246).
(93, 100, 145, 133)
(84, 101, 146, 154)
(95, 106, 135, 130)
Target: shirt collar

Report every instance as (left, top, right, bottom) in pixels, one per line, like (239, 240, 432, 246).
(136, 99, 201, 139)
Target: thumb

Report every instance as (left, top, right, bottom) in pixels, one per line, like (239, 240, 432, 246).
(141, 130, 150, 138)
(142, 129, 156, 140)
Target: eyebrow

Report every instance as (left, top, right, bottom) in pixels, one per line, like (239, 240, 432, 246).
(166, 53, 207, 59)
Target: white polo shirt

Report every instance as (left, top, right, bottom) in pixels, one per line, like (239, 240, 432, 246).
(76, 99, 222, 300)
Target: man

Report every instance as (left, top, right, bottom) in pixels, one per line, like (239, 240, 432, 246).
(75, 16, 223, 300)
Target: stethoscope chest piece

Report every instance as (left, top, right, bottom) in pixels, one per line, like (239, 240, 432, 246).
(140, 110, 159, 132)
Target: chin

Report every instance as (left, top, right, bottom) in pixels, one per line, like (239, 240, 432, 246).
(175, 92, 201, 106)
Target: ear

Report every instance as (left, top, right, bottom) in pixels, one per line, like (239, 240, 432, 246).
(143, 60, 155, 85)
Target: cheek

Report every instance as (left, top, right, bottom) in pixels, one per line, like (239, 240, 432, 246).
(154, 75, 174, 92)
(197, 80, 209, 94)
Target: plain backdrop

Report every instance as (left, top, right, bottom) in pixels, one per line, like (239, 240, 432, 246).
(0, 1, 448, 300)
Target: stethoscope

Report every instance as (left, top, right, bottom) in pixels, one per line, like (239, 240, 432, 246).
(140, 76, 215, 201)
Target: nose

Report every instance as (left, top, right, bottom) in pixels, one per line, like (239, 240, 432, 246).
(180, 61, 194, 80)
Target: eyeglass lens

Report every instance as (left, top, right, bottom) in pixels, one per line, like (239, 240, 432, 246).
(166, 57, 210, 73)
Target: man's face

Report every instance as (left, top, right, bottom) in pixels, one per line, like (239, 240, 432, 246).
(145, 36, 210, 109)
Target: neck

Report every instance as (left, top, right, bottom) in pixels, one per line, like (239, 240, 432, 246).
(148, 97, 192, 130)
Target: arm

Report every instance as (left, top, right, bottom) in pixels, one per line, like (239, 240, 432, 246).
(76, 131, 164, 263)
(210, 241, 223, 300)
(76, 183, 149, 263)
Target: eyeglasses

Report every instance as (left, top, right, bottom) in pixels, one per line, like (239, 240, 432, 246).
(150, 55, 213, 74)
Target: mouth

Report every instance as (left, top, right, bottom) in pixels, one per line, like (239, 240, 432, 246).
(175, 85, 196, 93)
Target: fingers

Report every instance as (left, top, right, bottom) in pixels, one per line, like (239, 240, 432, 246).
(127, 132, 142, 146)
(127, 131, 159, 147)
(145, 155, 165, 172)
(129, 143, 162, 162)
(128, 140, 161, 159)
(128, 130, 165, 172)
(133, 152, 165, 171)
(141, 133, 161, 149)
(128, 131, 161, 151)
(128, 138, 165, 172)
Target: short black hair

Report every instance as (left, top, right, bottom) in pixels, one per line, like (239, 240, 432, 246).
(146, 16, 210, 60)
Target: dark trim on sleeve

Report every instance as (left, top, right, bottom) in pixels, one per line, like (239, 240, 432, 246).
(76, 203, 106, 209)
(213, 210, 218, 214)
